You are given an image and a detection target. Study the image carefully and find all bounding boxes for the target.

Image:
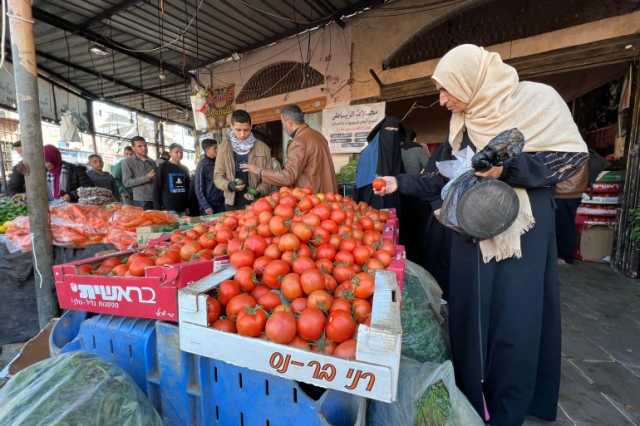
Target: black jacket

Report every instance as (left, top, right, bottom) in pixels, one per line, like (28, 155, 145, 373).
(194, 156, 224, 212)
(8, 162, 25, 195)
(56, 162, 93, 202)
(153, 161, 191, 213)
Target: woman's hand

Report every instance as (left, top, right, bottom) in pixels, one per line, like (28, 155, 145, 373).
(373, 176, 398, 196)
(475, 165, 503, 178)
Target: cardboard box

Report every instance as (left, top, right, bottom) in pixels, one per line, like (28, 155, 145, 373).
(53, 250, 229, 321)
(0, 319, 56, 381)
(579, 226, 615, 263)
(136, 223, 180, 244)
(178, 268, 402, 402)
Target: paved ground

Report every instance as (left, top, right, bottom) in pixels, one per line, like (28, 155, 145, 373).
(525, 262, 640, 426)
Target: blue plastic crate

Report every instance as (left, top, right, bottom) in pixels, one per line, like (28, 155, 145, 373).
(50, 311, 365, 426)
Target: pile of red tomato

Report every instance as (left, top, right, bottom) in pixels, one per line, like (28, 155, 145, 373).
(75, 187, 397, 360)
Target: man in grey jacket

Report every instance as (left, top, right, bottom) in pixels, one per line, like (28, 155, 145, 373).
(121, 136, 157, 209)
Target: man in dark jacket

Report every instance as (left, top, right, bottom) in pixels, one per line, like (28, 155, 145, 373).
(153, 143, 190, 214)
(8, 141, 25, 195)
(194, 139, 224, 214)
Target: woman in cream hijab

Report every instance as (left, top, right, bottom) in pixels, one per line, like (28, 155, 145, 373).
(376, 44, 587, 426)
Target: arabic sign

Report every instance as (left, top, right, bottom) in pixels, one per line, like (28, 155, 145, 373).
(322, 102, 386, 154)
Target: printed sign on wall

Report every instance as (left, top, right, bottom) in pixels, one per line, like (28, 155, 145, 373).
(322, 102, 386, 154)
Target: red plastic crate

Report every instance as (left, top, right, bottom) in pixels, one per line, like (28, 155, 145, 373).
(53, 250, 224, 322)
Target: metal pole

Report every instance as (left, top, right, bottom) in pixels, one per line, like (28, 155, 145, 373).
(0, 142, 7, 194)
(8, 0, 57, 326)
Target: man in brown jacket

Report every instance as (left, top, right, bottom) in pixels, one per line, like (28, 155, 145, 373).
(241, 104, 337, 193)
(214, 110, 272, 211)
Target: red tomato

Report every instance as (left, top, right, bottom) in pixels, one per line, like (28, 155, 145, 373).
(230, 249, 255, 269)
(297, 245, 313, 258)
(324, 273, 338, 292)
(297, 197, 313, 213)
(269, 216, 289, 236)
(244, 235, 267, 256)
(292, 256, 315, 275)
(330, 298, 352, 314)
(291, 297, 307, 314)
(258, 210, 273, 224)
(278, 233, 301, 252)
(363, 230, 382, 246)
(223, 216, 239, 230)
(212, 243, 228, 256)
(265, 311, 297, 344)
(216, 228, 233, 244)
(335, 251, 355, 265)
(307, 290, 334, 312)
(251, 285, 271, 300)
(335, 282, 355, 300)
(333, 265, 355, 283)
(330, 209, 347, 225)
(297, 308, 326, 341)
(279, 195, 298, 208)
(334, 339, 357, 359)
(291, 222, 313, 242)
(180, 242, 202, 261)
(372, 178, 386, 191)
(258, 291, 282, 311)
(212, 318, 236, 333)
(311, 204, 331, 220)
(193, 249, 213, 260)
(170, 232, 186, 243)
(264, 244, 281, 259)
(302, 213, 321, 227)
(227, 238, 243, 255)
(252, 198, 274, 214)
(281, 273, 303, 301)
(289, 336, 310, 351)
(338, 242, 357, 257)
(320, 219, 339, 234)
(253, 256, 271, 276)
(218, 280, 241, 306)
(274, 204, 294, 219)
(352, 272, 375, 299)
(234, 266, 258, 292)
(185, 229, 200, 240)
(263, 260, 291, 288)
(257, 223, 272, 237)
(300, 269, 325, 295)
(236, 307, 267, 337)
(353, 246, 371, 266)
(101, 257, 122, 269)
(316, 258, 334, 274)
(226, 293, 257, 320)
(352, 299, 372, 323)
(365, 258, 385, 272)
(207, 297, 222, 324)
(193, 224, 209, 235)
(374, 250, 393, 267)
(111, 264, 129, 276)
(311, 227, 330, 245)
(315, 244, 336, 261)
(129, 256, 155, 276)
(326, 310, 357, 343)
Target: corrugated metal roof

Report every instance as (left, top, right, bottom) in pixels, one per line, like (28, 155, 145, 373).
(19, 0, 385, 126)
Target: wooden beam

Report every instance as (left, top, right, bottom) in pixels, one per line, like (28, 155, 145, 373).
(32, 7, 189, 79)
(380, 34, 640, 102)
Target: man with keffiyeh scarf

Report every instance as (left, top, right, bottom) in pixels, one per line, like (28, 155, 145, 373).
(214, 110, 272, 211)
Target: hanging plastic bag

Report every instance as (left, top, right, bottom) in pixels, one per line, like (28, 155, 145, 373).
(368, 357, 484, 426)
(0, 352, 163, 426)
(402, 260, 449, 363)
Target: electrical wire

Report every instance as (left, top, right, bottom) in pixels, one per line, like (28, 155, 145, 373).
(116, 0, 206, 54)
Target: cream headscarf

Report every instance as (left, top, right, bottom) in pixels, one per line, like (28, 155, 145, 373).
(432, 44, 588, 262)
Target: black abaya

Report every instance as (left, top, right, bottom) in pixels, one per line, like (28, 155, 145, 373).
(396, 144, 585, 426)
(554, 198, 580, 263)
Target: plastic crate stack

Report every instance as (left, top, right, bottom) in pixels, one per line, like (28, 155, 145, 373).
(50, 311, 366, 426)
(576, 170, 624, 227)
(575, 170, 624, 262)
